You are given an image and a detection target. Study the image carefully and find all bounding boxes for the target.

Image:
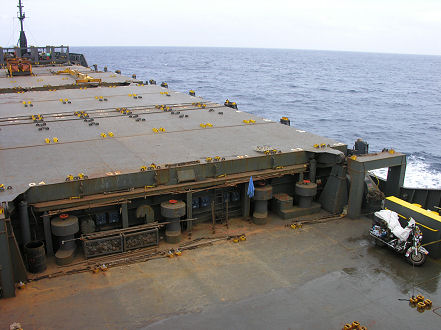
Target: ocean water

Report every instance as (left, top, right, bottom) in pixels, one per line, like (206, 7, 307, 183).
(72, 47, 441, 189)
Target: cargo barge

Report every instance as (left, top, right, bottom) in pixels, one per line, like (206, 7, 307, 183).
(1, 1, 440, 312)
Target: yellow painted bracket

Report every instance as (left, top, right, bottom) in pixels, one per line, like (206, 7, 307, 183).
(56, 68, 101, 84)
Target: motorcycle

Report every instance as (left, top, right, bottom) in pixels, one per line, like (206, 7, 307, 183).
(370, 209, 428, 266)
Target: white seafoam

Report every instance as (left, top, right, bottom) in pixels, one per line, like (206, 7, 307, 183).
(371, 155, 441, 189)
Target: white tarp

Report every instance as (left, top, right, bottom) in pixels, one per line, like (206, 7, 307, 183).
(375, 209, 415, 241)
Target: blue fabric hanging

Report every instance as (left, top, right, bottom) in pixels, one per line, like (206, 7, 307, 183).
(247, 176, 255, 198)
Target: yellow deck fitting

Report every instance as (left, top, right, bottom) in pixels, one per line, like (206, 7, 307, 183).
(239, 235, 246, 241)
(424, 299, 432, 308)
(243, 119, 256, 124)
(206, 157, 212, 162)
(342, 324, 352, 330)
(416, 294, 424, 301)
(100, 133, 107, 138)
(53, 137, 59, 143)
(352, 321, 360, 328)
(152, 128, 159, 133)
(56, 68, 101, 84)
(417, 301, 426, 312)
(108, 132, 114, 137)
(232, 238, 239, 243)
(140, 166, 147, 172)
(66, 174, 74, 181)
(44, 138, 51, 144)
(167, 251, 174, 258)
(159, 127, 166, 132)
(175, 249, 182, 256)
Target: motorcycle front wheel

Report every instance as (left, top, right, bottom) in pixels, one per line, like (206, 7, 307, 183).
(406, 251, 427, 266)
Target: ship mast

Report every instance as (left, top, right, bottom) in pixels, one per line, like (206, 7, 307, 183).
(17, 0, 27, 55)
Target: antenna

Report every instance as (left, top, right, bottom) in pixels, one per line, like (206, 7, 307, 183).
(17, 0, 28, 54)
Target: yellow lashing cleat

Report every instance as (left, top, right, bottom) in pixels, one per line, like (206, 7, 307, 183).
(424, 299, 432, 309)
(352, 321, 360, 329)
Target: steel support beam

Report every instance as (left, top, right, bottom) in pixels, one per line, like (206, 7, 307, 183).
(0, 217, 15, 298)
(19, 201, 31, 245)
(43, 212, 54, 256)
(241, 182, 250, 218)
(121, 201, 129, 228)
(186, 192, 193, 231)
(385, 164, 406, 197)
(347, 152, 406, 219)
(347, 167, 365, 219)
(32, 164, 307, 212)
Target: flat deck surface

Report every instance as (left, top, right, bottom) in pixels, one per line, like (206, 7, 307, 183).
(1, 216, 440, 329)
(0, 66, 344, 202)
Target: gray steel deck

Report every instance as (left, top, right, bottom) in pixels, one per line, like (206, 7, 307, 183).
(0, 66, 344, 202)
(1, 216, 440, 329)
(0, 65, 134, 88)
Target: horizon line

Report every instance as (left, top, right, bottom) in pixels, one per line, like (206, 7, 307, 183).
(65, 45, 441, 57)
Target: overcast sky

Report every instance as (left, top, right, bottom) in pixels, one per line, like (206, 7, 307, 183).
(1, 0, 441, 55)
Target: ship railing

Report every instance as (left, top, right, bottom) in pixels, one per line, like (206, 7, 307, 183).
(0, 45, 71, 66)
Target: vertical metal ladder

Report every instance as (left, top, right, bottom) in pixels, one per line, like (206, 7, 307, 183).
(214, 189, 226, 223)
